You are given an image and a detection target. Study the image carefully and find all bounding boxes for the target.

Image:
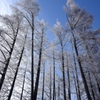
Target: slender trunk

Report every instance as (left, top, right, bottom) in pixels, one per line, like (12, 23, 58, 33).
(73, 72, 79, 100)
(31, 15, 34, 100)
(61, 46, 66, 100)
(7, 35, 26, 100)
(88, 72, 95, 100)
(58, 79, 60, 100)
(75, 66, 81, 100)
(42, 63, 45, 100)
(83, 39, 95, 65)
(94, 75, 100, 93)
(67, 59, 71, 100)
(20, 66, 27, 100)
(50, 66, 52, 100)
(66, 14, 92, 100)
(33, 29, 44, 100)
(73, 52, 81, 100)
(0, 34, 18, 91)
(72, 31, 92, 100)
(53, 51, 56, 100)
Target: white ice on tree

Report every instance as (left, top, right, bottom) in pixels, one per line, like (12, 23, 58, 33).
(17, 0, 39, 16)
(52, 20, 63, 35)
(36, 19, 48, 29)
(66, 0, 78, 10)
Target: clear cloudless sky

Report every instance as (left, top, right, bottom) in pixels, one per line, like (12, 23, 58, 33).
(0, 0, 100, 29)
(38, 0, 100, 30)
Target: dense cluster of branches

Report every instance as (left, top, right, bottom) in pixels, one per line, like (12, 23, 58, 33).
(0, 0, 100, 100)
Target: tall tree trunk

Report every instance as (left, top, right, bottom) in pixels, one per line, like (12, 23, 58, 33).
(66, 15, 92, 100)
(67, 57, 71, 100)
(31, 15, 34, 100)
(7, 35, 26, 100)
(20, 66, 27, 100)
(75, 65, 81, 100)
(53, 51, 56, 100)
(61, 46, 66, 100)
(94, 75, 100, 93)
(88, 72, 95, 100)
(72, 31, 92, 100)
(58, 79, 60, 100)
(50, 66, 52, 100)
(42, 63, 45, 100)
(73, 52, 81, 100)
(73, 72, 79, 100)
(0, 33, 18, 91)
(33, 29, 44, 100)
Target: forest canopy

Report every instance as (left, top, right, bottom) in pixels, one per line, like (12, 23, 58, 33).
(0, 0, 100, 100)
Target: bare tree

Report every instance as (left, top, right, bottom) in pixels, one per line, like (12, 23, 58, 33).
(52, 21, 67, 100)
(7, 35, 27, 100)
(0, 9, 23, 91)
(53, 51, 56, 100)
(20, 65, 27, 100)
(33, 20, 48, 100)
(64, 0, 95, 99)
(17, 1, 39, 99)
(42, 62, 45, 100)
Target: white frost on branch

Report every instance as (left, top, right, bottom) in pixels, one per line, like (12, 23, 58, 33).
(66, 0, 78, 10)
(52, 20, 63, 35)
(17, 0, 39, 15)
(36, 19, 48, 29)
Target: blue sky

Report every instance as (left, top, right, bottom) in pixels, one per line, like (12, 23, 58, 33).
(38, 0, 100, 29)
(0, 0, 99, 29)
(0, 0, 99, 42)
(0, 1, 99, 99)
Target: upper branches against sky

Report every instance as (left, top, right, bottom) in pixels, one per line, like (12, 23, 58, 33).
(0, 0, 100, 100)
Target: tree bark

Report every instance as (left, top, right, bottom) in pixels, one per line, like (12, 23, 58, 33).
(31, 15, 34, 100)
(88, 72, 95, 100)
(58, 79, 60, 100)
(0, 34, 18, 91)
(49, 66, 52, 100)
(94, 75, 100, 93)
(53, 51, 56, 100)
(73, 52, 81, 100)
(73, 72, 79, 100)
(61, 46, 66, 100)
(66, 14, 92, 100)
(72, 31, 92, 100)
(33, 29, 44, 100)
(42, 63, 45, 100)
(7, 35, 26, 100)
(20, 66, 27, 100)
(67, 57, 71, 100)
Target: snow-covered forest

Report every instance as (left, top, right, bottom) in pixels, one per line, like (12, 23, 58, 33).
(0, 0, 100, 100)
